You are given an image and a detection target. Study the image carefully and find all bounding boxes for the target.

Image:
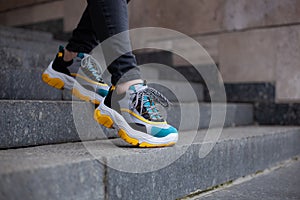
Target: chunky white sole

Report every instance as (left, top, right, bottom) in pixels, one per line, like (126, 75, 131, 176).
(94, 100, 178, 147)
(42, 61, 104, 104)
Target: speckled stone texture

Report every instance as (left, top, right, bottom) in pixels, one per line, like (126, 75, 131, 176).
(0, 25, 67, 100)
(0, 25, 53, 42)
(225, 83, 275, 103)
(1, 126, 298, 200)
(195, 160, 300, 200)
(0, 46, 63, 100)
(0, 34, 61, 54)
(105, 127, 300, 200)
(0, 100, 253, 148)
(0, 68, 63, 100)
(255, 103, 300, 125)
(0, 100, 112, 149)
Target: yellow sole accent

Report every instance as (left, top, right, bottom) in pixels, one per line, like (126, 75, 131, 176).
(42, 73, 64, 89)
(118, 129, 139, 146)
(118, 128, 175, 148)
(94, 109, 114, 128)
(139, 141, 175, 148)
(42, 73, 100, 104)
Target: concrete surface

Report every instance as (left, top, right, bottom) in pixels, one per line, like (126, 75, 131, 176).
(194, 160, 300, 200)
(0, 100, 253, 148)
(0, 126, 299, 200)
(0, 100, 113, 149)
(0, 25, 53, 42)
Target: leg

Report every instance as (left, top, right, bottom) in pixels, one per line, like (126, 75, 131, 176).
(86, 0, 141, 86)
(66, 6, 99, 54)
(91, 1, 177, 147)
(67, 0, 141, 86)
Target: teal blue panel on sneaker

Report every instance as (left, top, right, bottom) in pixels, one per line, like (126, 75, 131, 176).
(151, 126, 178, 138)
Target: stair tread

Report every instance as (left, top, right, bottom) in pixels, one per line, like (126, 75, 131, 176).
(0, 126, 298, 172)
(1, 125, 299, 200)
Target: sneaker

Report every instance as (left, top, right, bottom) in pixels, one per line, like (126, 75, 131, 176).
(42, 46, 109, 104)
(94, 81, 178, 147)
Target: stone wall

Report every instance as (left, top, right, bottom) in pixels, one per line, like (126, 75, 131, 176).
(128, 0, 300, 102)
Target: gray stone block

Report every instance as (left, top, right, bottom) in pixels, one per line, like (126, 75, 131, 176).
(0, 126, 299, 200)
(0, 47, 54, 70)
(1, 159, 105, 200)
(0, 46, 66, 100)
(0, 68, 62, 100)
(0, 26, 53, 42)
(0, 36, 63, 55)
(0, 100, 115, 149)
(195, 158, 300, 200)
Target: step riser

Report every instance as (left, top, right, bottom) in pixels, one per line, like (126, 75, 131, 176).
(0, 68, 62, 100)
(0, 26, 53, 42)
(0, 36, 61, 55)
(0, 101, 253, 149)
(0, 128, 299, 200)
(0, 160, 104, 200)
(0, 47, 53, 70)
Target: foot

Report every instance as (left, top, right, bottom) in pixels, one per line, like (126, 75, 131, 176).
(42, 46, 109, 104)
(94, 81, 178, 147)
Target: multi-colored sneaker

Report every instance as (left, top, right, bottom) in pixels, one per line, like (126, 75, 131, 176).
(94, 81, 178, 147)
(42, 46, 109, 104)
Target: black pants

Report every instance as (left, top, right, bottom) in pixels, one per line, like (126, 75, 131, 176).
(66, 0, 141, 85)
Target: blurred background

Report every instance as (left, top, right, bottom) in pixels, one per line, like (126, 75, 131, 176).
(0, 0, 299, 124)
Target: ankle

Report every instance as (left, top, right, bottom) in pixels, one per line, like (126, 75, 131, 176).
(116, 79, 143, 94)
(63, 49, 77, 62)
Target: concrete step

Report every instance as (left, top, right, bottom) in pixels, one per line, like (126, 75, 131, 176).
(0, 34, 63, 55)
(0, 46, 54, 70)
(0, 67, 63, 100)
(0, 46, 64, 100)
(0, 100, 115, 149)
(0, 100, 253, 149)
(0, 126, 299, 200)
(192, 158, 300, 200)
(0, 26, 53, 42)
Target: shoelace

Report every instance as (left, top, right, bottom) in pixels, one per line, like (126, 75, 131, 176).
(81, 55, 103, 82)
(130, 87, 171, 121)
